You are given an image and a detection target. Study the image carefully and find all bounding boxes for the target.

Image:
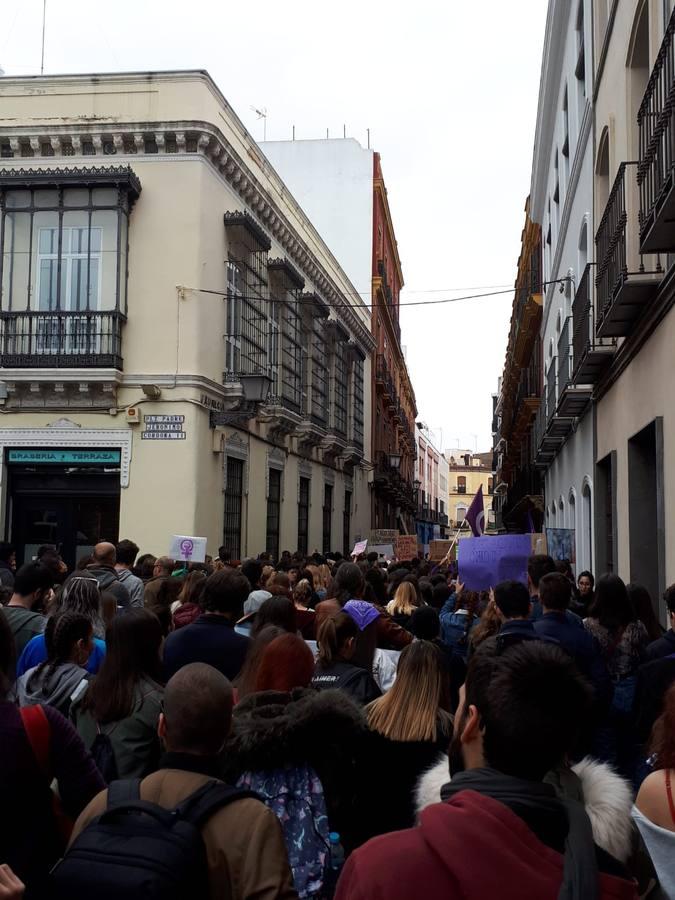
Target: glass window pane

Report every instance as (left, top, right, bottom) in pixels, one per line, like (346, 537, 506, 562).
(91, 210, 118, 310)
(89, 227, 102, 253)
(92, 188, 118, 206)
(34, 189, 59, 209)
(38, 227, 58, 255)
(2, 211, 31, 310)
(38, 258, 57, 310)
(118, 214, 128, 314)
(87, 258, 100, 309)
(71, 227, 88, 254)
(63, 188, 90, 207)
(5, 190, 31, 209)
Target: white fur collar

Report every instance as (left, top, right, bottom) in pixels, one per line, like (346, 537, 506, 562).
(415, 755, 634, 864)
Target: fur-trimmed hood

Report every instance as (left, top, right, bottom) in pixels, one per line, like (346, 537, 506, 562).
(415, 755, 634, 864)
(225, 687, 367, 773)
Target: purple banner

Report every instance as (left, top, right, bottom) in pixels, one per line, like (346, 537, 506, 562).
(458, 535, 532, 591)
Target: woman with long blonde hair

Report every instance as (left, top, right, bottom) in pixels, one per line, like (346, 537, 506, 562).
(363, 641, 452, 835)
(386, 581, 419, 630)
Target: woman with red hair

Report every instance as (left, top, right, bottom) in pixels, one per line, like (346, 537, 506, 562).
(254, 633, 315, 693)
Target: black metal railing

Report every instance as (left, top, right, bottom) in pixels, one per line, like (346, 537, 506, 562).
(0, 310, 125, 368)
(546, 362, 557, 421)
(638, 8, 675, 243)
(572, 264, 592, 377)
(595, 163, 631, 326)
(557, 318, 571, 394)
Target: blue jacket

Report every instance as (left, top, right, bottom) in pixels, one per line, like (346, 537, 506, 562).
(17, 634, 106, 677)
(439, 596, 478, 660)
(530, 597, 583, 627)
(163, 613, 251, 681)
(534, 611, 611, 704)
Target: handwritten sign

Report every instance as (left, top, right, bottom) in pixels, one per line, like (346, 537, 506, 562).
(395, 535, 419, 560)
(458, 534, 532, 591)
(370, 544, 395, 560)
(429, 540, 454, 562)
(169, 534, 207, 563)
(351, 539, 368, 557)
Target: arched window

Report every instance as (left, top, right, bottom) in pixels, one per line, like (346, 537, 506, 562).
(582, 478, 593, 572)
(596, 127, 610, 217)
(457, 475, 466, 494)
(456, 505, 467, 524)
(627, 0, 650, 159)
(578, 219, 588, 277)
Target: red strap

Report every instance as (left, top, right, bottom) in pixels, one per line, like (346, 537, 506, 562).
(666, 770, 675, 827)
(19, 705, 51, 779)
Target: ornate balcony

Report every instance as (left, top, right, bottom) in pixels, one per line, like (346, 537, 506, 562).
(557, 317, 591, 419)
(571, 264, 615, 384)
(0, 310, 125, 369)
(638, 9, 675, 254)
(595, 162, 661, 338)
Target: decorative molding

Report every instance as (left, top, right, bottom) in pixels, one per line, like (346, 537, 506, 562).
(0, 427, 132, 487)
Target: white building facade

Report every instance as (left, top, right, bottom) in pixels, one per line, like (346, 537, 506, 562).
(0, 72, 374, 566)
(531, 0, 596, 572)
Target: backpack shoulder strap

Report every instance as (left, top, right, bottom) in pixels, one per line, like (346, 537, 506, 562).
(19, 704, 51, 778)
(177, 780, 257, 828)
(107, 778, 142, 810)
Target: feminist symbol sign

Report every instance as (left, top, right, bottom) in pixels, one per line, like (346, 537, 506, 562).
(179, 538, 194, 559)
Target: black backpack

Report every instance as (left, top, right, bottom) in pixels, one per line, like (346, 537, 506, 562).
(51, 778, 255, 899)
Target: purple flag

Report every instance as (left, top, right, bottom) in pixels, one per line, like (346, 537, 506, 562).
(465, 485, 485, 537)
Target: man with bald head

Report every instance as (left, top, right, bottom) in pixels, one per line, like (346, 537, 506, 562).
(84, 541, 130, 611)
(70, 663, 297, 899)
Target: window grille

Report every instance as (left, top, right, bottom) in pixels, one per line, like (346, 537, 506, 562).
(333, 339, 348, 436)
(298, 476, 310, 555)
(352, 357, 364, 448)
(266, 468, 282, 560)
(322, 483, 333, 553)
(311, 319, 328, 427)
(223, 457, 244, 560)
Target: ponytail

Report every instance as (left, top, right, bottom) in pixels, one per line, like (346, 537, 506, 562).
(27, 610, 91, 694)
(317, 612, 358, 667)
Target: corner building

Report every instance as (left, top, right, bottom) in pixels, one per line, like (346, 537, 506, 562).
(0, 71, 374, 566)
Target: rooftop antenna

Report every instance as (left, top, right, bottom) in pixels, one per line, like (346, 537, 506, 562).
(251, 105, 267, 141)
(41, 0, 47, 75)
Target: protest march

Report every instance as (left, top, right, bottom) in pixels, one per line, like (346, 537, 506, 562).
(0, 479, 670, 900)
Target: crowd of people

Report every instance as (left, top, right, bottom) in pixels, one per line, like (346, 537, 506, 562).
(1, 538, 675, 898)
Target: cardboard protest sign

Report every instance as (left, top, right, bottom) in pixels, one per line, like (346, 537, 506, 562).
(531, 533, 548, 555)
(458, 534, 532, 591)
(369, 529, 399, 546)
(429, 540, 454, 562)
(395, 535, 419, 560)
(351, 539, 368, 557)
(169, 535, 208, 563)
(545, 528, 575, 563)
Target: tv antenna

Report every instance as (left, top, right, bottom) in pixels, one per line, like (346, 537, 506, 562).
(41, 0, 47, 75)
(251, 105, 268, 141)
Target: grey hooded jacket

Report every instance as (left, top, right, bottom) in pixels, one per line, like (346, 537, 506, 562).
(17, 662, 89, 718)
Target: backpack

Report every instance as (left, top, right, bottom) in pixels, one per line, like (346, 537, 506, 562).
(51, 778, 255, 900)
(90, 728, 119, 783)
(238, 764, 330, 899)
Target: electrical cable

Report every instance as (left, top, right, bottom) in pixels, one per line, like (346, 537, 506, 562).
(179, 278, 569, 312)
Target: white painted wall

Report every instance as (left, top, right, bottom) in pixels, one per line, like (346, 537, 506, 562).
(260, 139, 374, 301)
(531, 0, 595, 572)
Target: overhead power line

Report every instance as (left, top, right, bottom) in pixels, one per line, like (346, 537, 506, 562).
(180, 278, 569, 312)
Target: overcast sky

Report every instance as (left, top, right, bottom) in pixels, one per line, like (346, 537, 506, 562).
(2, 0, 547, 451)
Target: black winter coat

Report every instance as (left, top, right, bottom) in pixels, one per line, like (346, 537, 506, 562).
(223, 688, 370, 852)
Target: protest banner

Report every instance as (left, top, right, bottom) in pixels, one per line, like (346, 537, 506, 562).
(169, 534, 207, 564)
(351, 539, 368, 557)
(370, 544, 395, 560)
(458, 534, 532, 591)
(545, 528, 575, 563)
(429, 540, 454, 562)
(395, 534, 419, 560)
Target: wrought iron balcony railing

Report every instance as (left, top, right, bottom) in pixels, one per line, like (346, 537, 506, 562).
(0, 310, 125, 369)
